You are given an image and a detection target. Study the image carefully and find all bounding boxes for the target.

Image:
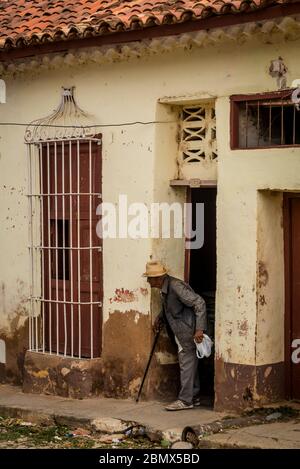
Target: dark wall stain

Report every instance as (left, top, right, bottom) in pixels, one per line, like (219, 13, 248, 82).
(23, 352, 103, 399)
(237, 320, 249, 337)
(214, 357, 285, 412)
(259, 294, 267, 306)
(0, 309, 29, 385)
(103, 309, 150, 361)
(23, 309, 178, 401)
(243, 385, 253, 402)
(258, 261, 269, 288)
(146, 329, 179, 400)
(0, 279, 29, 383)
(0, 275, 28, 382)
(102, 310, 177, 400)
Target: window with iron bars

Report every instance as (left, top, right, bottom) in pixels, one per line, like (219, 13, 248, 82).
(178, 104, 217, 163)
(231, 90, 300, 149)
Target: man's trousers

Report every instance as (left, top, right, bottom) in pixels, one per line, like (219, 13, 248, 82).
(178, 347, 200, 405)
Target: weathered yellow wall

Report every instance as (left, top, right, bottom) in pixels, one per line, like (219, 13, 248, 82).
(256, 191, 284, 365)
(152, 103, 186, 280)
(1, 34, 300, 380)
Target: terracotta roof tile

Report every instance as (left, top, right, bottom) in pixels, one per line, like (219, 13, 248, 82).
(0, 0, 295, 49)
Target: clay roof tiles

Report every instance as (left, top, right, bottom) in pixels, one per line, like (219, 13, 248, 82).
(0, 1, 296, 49)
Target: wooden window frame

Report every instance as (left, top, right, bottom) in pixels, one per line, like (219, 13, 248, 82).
(230, 89, 300, 150)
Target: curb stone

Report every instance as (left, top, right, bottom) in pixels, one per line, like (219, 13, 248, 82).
(2, 402, 297, 448)
(0, 404, 163, 441)
(182, 407, 300, 446)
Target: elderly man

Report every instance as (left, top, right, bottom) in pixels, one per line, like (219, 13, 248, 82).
(143, 261, 207, 411)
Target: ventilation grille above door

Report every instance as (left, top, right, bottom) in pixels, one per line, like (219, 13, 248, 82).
(179, 104, 217, 163)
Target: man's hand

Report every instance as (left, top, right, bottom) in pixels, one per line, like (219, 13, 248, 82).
(153, 317, 163, 334)
(194, 329, 204, 343)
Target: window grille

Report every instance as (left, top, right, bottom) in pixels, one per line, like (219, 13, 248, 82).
(25, 88, 103, 359)
(231, 90, 300, 149)
(179, 104, 217, 163)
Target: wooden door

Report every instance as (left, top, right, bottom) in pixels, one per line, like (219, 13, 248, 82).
(284, 194, 300, 400)
(41, 139, 102, 358)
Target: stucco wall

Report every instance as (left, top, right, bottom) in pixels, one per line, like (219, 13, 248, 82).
(256, 191, 285, 365)
(1, 34, 300, 400)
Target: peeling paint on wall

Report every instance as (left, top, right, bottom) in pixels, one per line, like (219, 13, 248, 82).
(109, 288, 138, 304)
(256, 191, 284, 366)
(238, 320, 249, 337)
(214, 356, 285, 411)
(23, 308, 178, 400)
(0, 308, 29, 384)
(139, 287, 148, 297)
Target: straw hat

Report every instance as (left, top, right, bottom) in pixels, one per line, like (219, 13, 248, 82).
(143, 261, 167, 277)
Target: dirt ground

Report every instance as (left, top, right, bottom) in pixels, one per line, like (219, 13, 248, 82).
(0, 416, 162, 449)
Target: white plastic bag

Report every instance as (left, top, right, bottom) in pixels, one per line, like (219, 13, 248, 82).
(194, 334, 213, 359)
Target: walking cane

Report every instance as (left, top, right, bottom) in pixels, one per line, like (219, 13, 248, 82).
(136, 327, 161, 403)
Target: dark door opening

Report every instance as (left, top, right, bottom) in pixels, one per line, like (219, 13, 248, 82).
(185, 187, 217, 406)
(284, 193, 300, 400)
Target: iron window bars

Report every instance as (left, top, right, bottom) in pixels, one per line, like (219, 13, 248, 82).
(25, 88, 103, 359)
(231, 89, 300, 149)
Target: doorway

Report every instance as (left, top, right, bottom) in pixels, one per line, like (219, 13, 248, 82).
(185, 187, 217, 406)
(284, 193, 300, 400)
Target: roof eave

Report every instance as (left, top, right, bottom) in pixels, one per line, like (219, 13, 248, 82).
(1, 2, 300, 62)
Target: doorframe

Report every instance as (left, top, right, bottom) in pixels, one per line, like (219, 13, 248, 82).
(184, 184, 218, 282)
(184, 187, 192, 283)
(283, 192, 300, 399)
(184, 184, 217, 404)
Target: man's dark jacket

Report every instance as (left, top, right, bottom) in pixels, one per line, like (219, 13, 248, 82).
(158, 275, 207, 351)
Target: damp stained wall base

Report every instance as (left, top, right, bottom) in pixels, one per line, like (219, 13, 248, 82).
(214, 358, 285, 412)
(0, 317, 29, 385)
(22, 351, 179, 401)
(22, 310, 179, 401)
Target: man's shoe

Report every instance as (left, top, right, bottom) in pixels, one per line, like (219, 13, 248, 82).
(193, 397, 201, 407)
(165, 400, 194, 411)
